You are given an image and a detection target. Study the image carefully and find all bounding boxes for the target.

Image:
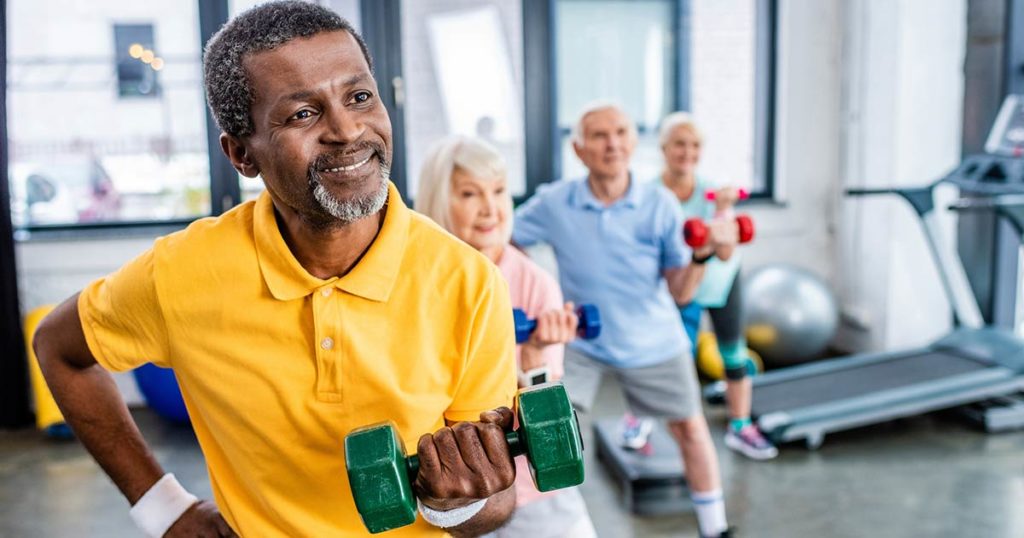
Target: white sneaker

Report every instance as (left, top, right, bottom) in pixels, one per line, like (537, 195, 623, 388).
(620, 414, 654, 450)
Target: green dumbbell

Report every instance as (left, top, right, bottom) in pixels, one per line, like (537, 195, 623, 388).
(344, 382, 584, 534)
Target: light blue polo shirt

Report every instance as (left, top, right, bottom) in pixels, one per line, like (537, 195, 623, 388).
(513, 176, 693, 368)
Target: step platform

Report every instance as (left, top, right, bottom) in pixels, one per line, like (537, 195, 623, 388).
(593, 418, 689, 515)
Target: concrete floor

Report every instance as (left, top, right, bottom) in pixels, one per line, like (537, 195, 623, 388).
(2, 376, 1023, 538)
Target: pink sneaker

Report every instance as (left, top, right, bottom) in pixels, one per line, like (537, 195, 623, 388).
(724, 425, 778, 460)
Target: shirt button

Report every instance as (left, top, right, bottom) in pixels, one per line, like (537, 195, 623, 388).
(321, 288, 333, 297)
(321, 337, 334, 350)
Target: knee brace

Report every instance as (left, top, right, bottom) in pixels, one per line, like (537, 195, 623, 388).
(720, 341, 753, 380)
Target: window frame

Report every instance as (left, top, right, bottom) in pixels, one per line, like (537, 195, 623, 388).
(1, 0, 34, 428)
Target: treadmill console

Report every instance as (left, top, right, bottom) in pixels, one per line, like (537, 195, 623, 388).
(945, 95, 1024, 196)
(985, 94, 1024, 158)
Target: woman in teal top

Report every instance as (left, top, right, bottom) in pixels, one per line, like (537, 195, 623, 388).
(659, 112, 778, 460)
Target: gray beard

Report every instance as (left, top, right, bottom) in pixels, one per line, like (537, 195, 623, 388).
(310, 162, 390, 225)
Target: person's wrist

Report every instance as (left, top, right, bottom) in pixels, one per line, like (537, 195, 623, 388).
(692, 250, 714, 264)
(418, 498, 487, 528)
(129, 473, 199, 538)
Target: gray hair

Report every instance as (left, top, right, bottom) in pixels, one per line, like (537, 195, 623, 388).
(203, 1, 372, 138)
(659, 111, 703, 147)
(570, 101, 638, 146)
(415, 136, 513, 243)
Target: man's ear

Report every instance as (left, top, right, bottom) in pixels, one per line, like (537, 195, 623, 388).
(572, 140, 584, 161)
(220, 133, 260, 178)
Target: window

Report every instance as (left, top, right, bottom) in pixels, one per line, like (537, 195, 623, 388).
(113, 24, 160, 98)
(7, 0, 211, 228)
(550, 0, 775, 195)
(556, 0, 677, 184)
(399, 0, 526, 200)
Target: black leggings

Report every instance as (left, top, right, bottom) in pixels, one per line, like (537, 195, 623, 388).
(708, 272, 743, 345)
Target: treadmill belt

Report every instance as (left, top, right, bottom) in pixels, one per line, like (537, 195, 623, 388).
(752, 351, 990, 415)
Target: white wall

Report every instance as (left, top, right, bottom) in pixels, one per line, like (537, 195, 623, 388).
(738, 0, 842, 281)
(835, 0, 967, 351)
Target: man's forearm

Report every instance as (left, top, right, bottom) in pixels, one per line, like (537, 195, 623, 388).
(447, 486, 516, 537)
(38, 354, 165, 504)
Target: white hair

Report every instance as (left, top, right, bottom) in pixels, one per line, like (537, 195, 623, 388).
(570, 101, 638, 146)
(415, 135, 513, 243)
(659, 111, 704, 147)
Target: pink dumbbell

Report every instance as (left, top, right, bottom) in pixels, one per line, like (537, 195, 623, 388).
(705, 188, 750, 201)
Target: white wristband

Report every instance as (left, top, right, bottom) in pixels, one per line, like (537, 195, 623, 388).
(417, 498, 487, 529)
(129, 473, 199, 538)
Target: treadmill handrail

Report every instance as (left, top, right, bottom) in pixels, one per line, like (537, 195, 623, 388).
(846, 182, 985, 329)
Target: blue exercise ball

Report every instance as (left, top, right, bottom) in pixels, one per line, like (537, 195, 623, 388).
(133, 363, 190, 424)
(743, 264, 839, 367)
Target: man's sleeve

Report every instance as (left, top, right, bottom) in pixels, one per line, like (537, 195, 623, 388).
(78, 247, 172, 372)
(659, 190, 692, 271)
(511, 185, 552, 248)
(445, 266, 518, 423)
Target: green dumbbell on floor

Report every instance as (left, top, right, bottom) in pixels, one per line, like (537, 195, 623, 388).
(344, 382, 584, 533)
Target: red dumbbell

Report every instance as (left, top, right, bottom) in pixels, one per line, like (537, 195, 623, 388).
(683, 215, 755, 248)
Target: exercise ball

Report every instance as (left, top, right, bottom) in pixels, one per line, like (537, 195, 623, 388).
(695, 331, 763, 380)
(743, 264, 838, 366)
(133, 363, 190, 424)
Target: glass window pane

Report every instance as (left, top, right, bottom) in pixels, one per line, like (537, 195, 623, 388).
(7, 1, 210, 227)
(556, 0, 675, 183)
(555, 0, 765, 193)
(401, 1, 526, 200)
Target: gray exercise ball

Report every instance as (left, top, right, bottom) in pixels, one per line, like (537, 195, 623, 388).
(742, 264, 839, 366)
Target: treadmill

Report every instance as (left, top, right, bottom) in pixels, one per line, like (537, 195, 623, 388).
(704, 95, 1024, 449)
(949, 194, 1024, 432)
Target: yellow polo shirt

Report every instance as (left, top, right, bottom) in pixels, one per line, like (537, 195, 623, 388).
(79, 182, 517, 537)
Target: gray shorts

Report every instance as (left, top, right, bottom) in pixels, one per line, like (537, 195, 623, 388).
(480, 487, 595, 538)
(562, 346, 702, 420)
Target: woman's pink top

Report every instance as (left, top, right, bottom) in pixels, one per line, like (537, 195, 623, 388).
(495, 245, 566, 506)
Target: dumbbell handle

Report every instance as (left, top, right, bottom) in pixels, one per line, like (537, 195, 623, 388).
(705, 188, 749, 201)
(406, 430, 526, 478)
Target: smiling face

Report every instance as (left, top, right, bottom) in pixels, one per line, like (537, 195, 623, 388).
(232, 30, 392, 228)
(662, 124, 702, 176)
(447, 168, 510, 255)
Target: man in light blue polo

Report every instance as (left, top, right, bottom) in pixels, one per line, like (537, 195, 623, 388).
(513, 103, 736, 538)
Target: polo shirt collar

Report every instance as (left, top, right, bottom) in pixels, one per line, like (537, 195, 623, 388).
(570, 173, 641, 210)
(254, 181, 409, 302)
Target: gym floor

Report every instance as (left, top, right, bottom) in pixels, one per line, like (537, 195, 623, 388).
(2, 375, 1022, 538)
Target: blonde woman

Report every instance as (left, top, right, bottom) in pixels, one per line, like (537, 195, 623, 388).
(659, 111, 777, 460)
(416, 136, 596, 538)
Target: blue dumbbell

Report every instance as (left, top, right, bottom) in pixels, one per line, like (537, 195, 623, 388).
(513, 304, 602, 344)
